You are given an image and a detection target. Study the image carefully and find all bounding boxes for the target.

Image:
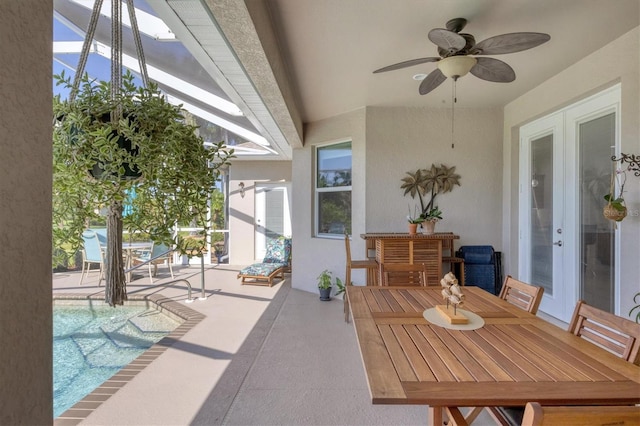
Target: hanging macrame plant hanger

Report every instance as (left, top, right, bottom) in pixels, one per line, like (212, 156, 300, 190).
(71, 0, 150, 306)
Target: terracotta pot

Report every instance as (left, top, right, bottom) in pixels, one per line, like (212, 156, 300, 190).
(422, 220, 436, 235)
(408, 223, 418, 235)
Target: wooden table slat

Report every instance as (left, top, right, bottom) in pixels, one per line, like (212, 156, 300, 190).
(430, 326, 498, 382)
(413, 324, 478, 382)
(352, 319, 405, 401)
(378, 325, 419, 382)
(387, 325, 438, 382)
(489, 324, 588, 382)
(474, 326, 556, 381)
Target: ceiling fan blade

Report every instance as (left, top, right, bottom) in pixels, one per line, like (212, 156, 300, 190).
(469, 57, 516, 82)
(373, 57, 440, 73)
(428, 28, 466, 55)
(445, 18, 467, 33)
(471, 32, 550, 55)
(419, 69, 446, 95)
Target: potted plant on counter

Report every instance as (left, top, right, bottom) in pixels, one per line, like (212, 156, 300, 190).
(422, 206, 443, 234)
(407, 206, 424, 234)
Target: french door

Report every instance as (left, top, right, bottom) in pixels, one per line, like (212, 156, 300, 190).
(519, 85, 620, 322)
(255, 183, 292, 260)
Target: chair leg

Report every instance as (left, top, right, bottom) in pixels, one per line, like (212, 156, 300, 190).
(344, 266, 352, 323)
(167, 258, 174, 279)
(148, 263, 154, 283)
(79, 260, 86, 285)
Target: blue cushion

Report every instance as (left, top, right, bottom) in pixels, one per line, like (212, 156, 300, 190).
(239, 262, 287, 277)
(263, 238, 292, 264)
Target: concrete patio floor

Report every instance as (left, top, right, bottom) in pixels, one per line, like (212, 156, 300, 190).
(52, 263, 500, 426)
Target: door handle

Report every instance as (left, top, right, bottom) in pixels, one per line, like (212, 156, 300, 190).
(553, 240, 563, 247)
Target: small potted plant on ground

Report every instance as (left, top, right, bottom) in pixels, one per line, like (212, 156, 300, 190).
(317, 269, 334, 301)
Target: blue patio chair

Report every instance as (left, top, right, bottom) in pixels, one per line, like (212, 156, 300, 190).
(133, 242, 174, 283)
(79, 230, 105, 285)
(237, 237, 292, 287)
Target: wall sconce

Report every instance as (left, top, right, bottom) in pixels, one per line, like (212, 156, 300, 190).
(238, 182, 245, 198)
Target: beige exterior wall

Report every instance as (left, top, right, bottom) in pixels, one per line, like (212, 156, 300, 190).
(290, 106, 503, 294)
(0, 2, 53, 424)
(229, 160, 292, 265)
(502, 27, 640, 319)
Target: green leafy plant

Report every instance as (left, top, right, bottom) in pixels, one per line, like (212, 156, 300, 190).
(334, 277, 346, 296)
(401, 163, 461, 221)
(53, 70, 234, 305)
(317, 269, 333, 290)
(423, 206, 443, 222)
(603, 167, 627, 219)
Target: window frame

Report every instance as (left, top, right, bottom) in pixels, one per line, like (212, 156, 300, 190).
(314, 140, 352, 238)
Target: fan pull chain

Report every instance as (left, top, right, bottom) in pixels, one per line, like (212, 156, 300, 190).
(451, 77, 458, 149)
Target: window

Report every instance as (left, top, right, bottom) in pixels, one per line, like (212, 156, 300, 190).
(316, 141, 352, 236)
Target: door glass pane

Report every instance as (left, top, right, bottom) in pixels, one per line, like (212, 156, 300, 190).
(265, 188, 284, 244)
(579, 113, 615, 312)
(531, 135, 554, 295)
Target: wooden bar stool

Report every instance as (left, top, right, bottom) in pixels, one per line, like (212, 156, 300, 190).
(344, 234, 378, 322)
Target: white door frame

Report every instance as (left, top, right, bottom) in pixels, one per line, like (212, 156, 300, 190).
(519, 84, 621, 321)
(255, 182, 292, 260)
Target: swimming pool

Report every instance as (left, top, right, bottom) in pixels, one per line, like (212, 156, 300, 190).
(53, 302, 182, 418)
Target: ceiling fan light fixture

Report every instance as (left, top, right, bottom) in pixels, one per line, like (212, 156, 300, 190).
(437, 56, 477, 78)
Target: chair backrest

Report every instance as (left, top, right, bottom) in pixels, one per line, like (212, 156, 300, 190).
(498, 275, 544, 314)
(150, 242, 172, 259)
(344, 233, 353, 265)
(568, 300, 640, 365)
(81, 230, 104, 262)
(263, 237, 292, 264)
(521, 401, 640, 426)
(381, 263, 428, 286)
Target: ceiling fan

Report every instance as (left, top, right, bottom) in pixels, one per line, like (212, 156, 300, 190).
(373, 18, 550, 95)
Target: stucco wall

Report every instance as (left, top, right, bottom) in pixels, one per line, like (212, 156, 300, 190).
(503, 26, 640, 319)
(0, 2, 53, 424)
(290, 106, 503, 295)
(291, 109, 367, 293)
(366, 106, 503, 246)
(229, 160, 292, 265)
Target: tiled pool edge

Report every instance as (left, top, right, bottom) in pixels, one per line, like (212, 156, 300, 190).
(53, 293, 205, 426)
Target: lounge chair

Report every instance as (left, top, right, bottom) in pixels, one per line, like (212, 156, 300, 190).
(237, 238, 292, 287)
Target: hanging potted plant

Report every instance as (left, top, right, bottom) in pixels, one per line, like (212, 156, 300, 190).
(603, 166, 627, 222)
(401, 163, 461, 233)
(53, 71, 234, 306)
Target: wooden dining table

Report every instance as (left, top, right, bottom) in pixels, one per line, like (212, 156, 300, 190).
(347, 285, 640, 425)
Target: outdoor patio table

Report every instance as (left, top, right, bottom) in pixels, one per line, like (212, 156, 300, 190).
(347, 285, 640, 425)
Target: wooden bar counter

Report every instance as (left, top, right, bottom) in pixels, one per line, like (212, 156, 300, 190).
(360, 232, 460, 285)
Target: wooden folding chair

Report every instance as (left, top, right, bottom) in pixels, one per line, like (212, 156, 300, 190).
(498, 275, 544, 314)
(380, 263, 429, 286)
(568, 299, 640, 365)
(344, 234, 378, 322)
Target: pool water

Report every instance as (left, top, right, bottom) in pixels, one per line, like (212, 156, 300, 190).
(53, 303, 181, 418)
